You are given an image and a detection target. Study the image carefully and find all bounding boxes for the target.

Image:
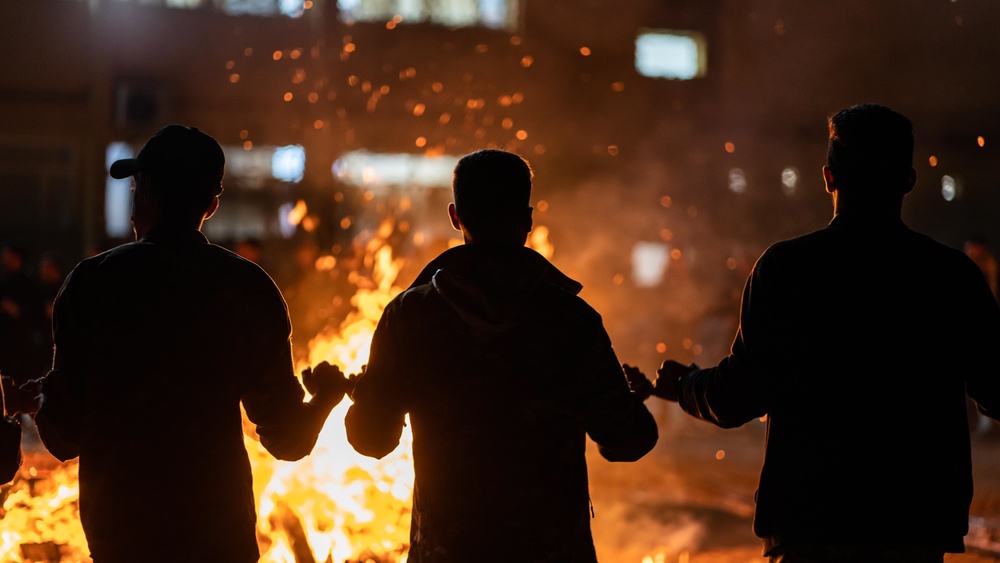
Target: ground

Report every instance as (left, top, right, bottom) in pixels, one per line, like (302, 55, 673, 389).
(587, 403, 1000, 563)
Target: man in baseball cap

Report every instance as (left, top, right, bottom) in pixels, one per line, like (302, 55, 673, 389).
(109, 124, 226, 239)
(33, 124, 351, 562)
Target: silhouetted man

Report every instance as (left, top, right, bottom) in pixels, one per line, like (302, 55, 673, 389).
(629, 104, 1000, 563)
(33, 125, 351, 563)
(345, 149, 658, 562)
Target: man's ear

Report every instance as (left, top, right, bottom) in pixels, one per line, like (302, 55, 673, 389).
(447, 202, 461, 232)
(523, 206, 533, 234)
(822, 166, 836, 194)
(204, 196, 220, 220)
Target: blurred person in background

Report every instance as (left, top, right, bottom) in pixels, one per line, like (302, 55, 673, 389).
(31, 124, 352, 563)
(629, 104, 1000, 563)
(346, 149, 658, 562)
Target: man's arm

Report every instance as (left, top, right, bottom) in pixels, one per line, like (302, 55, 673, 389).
(641, 262, 774, 429)
(575, 311, 658, 462)
(33, 268, 85, 461)
(344, 301, 408, 459)
(240, 283, 349, 461)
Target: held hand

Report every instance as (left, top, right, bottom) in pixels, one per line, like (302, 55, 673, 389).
(301, 361, 351, 403)
(652, 360, 699, 402)
(622, 364, 654, 401)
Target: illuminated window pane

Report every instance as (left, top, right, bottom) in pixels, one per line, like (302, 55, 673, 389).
(632, 242, 670, 287)
(105, 142, 134, 238)
(338, 0, 517, 30)
(332, 151, 461, 190)
(941, 175, 957, 201)
(728, 168, 747, 194)
(272, 145, 307, 183)
(635, 30, 707, 80)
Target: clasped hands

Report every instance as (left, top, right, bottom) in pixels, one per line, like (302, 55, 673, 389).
(622, 360, 699, 402)
(300, 361, 360, 406)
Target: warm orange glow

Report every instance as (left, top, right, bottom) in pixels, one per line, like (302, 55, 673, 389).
(229, 74, 240, 83)
(580, 46, 592, 56)
(660, 195, 672, 208)
(290, 49, 302, 60)
(344, 43, 356, 53)
(656, 342, 667, 354)
(287, 200, 308, 226)
(510, 36, 522, 46)
(715, 450, 726, 461)
(303, 0, 313, 8)
(501, 118, 514, 129)
(516, 130, 528, 140)
(726, 257, 738, 270)
(415, 137, 427, 148)
(521, 56, 534, 68)
(536, 200, 549, 213)
(313, 120, 324, 130)
(608, 145, 619, 156)
(527, 225, 554, 260)
(243, 141, 253, 150)
(273, 50, 283, 61)
(283, 92, 294, 102)
(438, 113, 451, 125)
(412, 103, 425, 116)
(240, 129, 249, 139)
(611, 81, 625, 92)
(671, 249, 683, 260)
(308, 92, 320, 103)
(724, 142, 736, 153)
(244, 47, 253, 57)
(226, 60, 235, 69)
(978, 136, 986, 147)
(340, 217, 352, 229)
(386, 20, 397, 29)
(929, 155, 938, 167)
(613, 273, 625, 285)
(534, 144, 546, 155)
(431, 82, 444, 93)
(475, 44, 489, 54)
(512, 92, 524, 104)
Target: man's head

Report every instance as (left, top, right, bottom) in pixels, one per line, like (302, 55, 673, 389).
(824, 104, 916, 208)
(449, 149, 533, 245)
(110, 124, 225, 235)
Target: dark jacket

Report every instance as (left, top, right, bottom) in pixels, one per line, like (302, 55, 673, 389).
(677, 213, 1000, 555)
(345, 244, 658, 563)
(34, 228, 332, 563)
(0, 415, 20, 484)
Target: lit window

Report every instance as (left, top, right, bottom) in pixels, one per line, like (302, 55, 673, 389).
(635, 29, 707, 80)
(728, 168, 747, 194)
(272, 145, 306, 183)
(105, 142, 135, 238)
(632, 242, 670, 287)
(781, 167, 798, 196)
(332, 151, 461, 190)
(338, 0, 519, 30)
(941, 175, 957, 201)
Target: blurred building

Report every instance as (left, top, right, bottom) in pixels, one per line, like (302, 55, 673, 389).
(2, 0, 998, 367)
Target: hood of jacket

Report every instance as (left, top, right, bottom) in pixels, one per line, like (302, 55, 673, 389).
(408, 244, 583, 336)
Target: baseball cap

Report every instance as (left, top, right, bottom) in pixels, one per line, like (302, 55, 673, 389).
(109, 124, 225, 195)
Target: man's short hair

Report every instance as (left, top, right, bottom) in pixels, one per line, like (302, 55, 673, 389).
(452, 149, 533, 237)
(827, 104, 914, 193)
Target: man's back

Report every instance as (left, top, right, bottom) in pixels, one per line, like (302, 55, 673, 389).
(347, 245, 658, 562)
(41, 229, 307, 562)
(705, 214, 1000, 551)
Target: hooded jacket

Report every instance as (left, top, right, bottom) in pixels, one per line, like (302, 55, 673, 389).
(346, 244, 658, 563)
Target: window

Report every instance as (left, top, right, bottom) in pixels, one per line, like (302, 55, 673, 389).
(635, 29, 707, 80)
(338, 0, 519, 30)
(332, 150, 460, 191)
